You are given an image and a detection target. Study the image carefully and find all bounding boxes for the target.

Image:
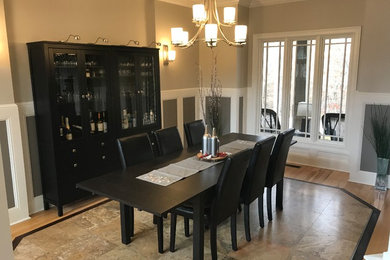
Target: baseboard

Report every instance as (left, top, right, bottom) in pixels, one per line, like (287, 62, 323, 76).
(29, 195, 44, 214)
(350, 170, 390, 188)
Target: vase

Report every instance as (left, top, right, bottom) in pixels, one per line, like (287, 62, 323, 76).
(375, 157, 389, 191)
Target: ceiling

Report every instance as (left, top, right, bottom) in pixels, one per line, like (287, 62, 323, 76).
(159, 0, 307, 8)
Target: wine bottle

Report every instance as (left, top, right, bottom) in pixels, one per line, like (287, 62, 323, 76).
(210, 127, 219, 157)
(97, 112, 104, 132)
(89, 111, 95, 134)
(65, 117, 73, 141)
(59, 116, 65, 138)
(150, 109, 155, 124)
(122, 109, 129, 129)
(202, 124, 210, 155)
(102, 111, 108, 133)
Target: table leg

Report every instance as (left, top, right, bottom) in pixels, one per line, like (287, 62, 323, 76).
(192, 193, 205, 260)
(120, 203, 134, 244)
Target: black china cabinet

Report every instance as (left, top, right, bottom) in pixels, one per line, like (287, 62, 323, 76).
(27, 42, 161, 216)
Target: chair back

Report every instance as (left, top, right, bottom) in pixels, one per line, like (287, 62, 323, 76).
(321, 113, 345, 138)
(184, 120, 205, 147)
(210, 149, 251, 225)
(117, 133, 154, 169)
(154, 126, 183, 156)
(241, 136, 276, 204)
(261, 108, 281, 132)
(266, 128, 295, 188)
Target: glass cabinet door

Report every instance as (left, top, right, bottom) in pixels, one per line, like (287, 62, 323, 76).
(117, 55, 138, 130)
(53, 51, 82, 141)
(138, 55, 158, 127)
(84, 54, 109, 136)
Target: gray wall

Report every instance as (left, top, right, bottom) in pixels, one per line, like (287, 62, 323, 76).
(360, 104, 390, 172)
(26, 116, 42, 196)
(183, 97, 195, 124)
(0, 121, 14, 208)
(163, 99, 177, 128)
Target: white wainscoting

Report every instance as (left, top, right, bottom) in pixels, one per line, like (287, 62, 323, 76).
(160, 87, 247, 140)
(0, 103, 30, 224)
(17, 101, 44, 215)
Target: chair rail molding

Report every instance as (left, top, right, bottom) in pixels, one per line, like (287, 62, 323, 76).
(0, 103, 30, 224)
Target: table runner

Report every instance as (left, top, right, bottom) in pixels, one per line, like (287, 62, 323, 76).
(137, 139, 257, 186)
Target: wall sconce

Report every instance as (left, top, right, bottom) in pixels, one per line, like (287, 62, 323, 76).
(163, 45, 176, 65)
(61, 34, 80, 42)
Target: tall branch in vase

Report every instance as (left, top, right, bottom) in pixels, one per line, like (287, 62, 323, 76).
(198, 51, 222, 134)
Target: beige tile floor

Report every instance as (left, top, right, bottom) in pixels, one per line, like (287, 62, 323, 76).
(13, 179, 373, 260)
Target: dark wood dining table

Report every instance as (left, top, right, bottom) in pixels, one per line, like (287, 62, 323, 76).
(76, 132, 269, 260)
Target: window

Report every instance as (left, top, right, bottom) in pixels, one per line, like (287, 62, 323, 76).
(258, 31, 356, 143)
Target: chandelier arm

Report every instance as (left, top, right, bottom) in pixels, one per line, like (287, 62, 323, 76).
(217, 25, 236, 46)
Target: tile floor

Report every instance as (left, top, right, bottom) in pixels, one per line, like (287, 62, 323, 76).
(13, 179, 373, 260)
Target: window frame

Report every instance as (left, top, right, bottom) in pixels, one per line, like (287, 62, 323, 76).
(252, 27, 361, 150)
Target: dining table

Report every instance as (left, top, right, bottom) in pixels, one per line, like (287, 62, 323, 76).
(76, 132, 270, 260)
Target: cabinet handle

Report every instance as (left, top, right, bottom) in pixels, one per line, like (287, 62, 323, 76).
(102, 155, 106, 160)
(73, 163, 78, 168)
(101, 142, 105, 147)
(72, 148, 77, 153)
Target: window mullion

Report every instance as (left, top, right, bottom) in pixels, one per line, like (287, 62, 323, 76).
(281, 39, 292, 131)
(310, 35, 324, 142)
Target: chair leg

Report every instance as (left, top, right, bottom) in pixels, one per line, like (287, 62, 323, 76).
(157, 216, 164, 253)
(238, 203, 242, 213)
(210, 225, 218, 260)
(244, 204, 251, 242)
(258, 195, 264, 228)
(231, 213, 238, 251)
(267, 187, 273, 221)
(170, 213, 177, 252)
(184, 217, 190, 237)
(276, 179, 284, 211)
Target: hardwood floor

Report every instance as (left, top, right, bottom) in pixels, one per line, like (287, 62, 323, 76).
(11, 164, 390, 255)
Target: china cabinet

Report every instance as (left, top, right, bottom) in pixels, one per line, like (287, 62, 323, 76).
(27, 41, 161, 216)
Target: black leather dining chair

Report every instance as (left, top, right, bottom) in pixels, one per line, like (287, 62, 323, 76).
(184, 120, 205, 147)
(261, 108, 281, 132)
(321, 113, 345, 141)
(154, 126, 183, 156)
(117, 133, 165, 253)
(117, 133, 155, 170)
(169, 149, 251, 259)
(265, 128, 295, 221)
(240, 136, 275, 242)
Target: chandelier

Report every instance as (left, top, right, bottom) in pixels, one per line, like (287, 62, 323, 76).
(171, 0, 247, 48)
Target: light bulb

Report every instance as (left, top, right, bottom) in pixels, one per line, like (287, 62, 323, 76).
(171, 28, 183, 45)
(224, 7, 236, 24)
(205, 24, 218, 47)
(235, 25, 247, 44)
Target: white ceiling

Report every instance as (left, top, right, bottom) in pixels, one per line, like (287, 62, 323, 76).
(158, 0, 307, 8)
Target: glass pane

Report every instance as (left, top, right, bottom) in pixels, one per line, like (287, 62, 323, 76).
(260, 41, 284, 133)
(118, 55, 137, 130)
(85, 54, 108, 135)
(54, 52, 82, 141)
(289, 40, 316, 138)
(319, 37, 351, 142)
(139, 55, 157, 126)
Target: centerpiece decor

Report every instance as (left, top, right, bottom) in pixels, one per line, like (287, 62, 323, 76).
(199, 51, 222, 135)
(365, 104, 390, 191)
